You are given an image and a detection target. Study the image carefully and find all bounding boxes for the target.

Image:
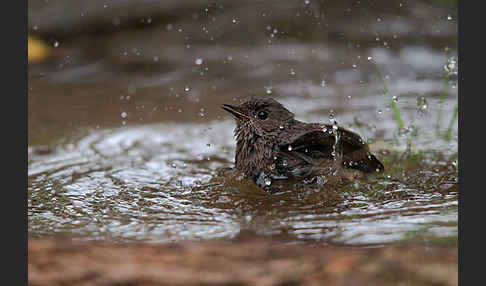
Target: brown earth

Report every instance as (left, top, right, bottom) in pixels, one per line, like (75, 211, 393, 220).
(28, 234, 457, 286)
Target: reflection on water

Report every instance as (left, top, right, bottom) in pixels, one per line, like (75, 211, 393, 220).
(28, 114, 457, 245)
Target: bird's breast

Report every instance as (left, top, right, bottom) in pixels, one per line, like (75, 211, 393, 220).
(235, 136, 276, 178)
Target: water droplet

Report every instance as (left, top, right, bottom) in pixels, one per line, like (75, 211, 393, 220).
(444, 57, 458, 76)
(377, 109, 383, 115)
(279, 125, 284, 130)
(417, 96, 428, 114)
(398, 127, 410, 137)
(282, 160, 288, 166)
(352, 64, 357, 68)
(232, 18, 238, 24)
(288, 145, 293, 151)
(53, 41, 59, 48)
(447, 15, 452, 21)
(195, 58, 203, 65)
(392, 95, 398, 103)
(367, 56, 373, 61)
(184, 86, 190, 92)
(120, 112, 127, 119)
(264, 178, 272, 186)
(265, 87, 272, 94)
(328, 110, 337, 125)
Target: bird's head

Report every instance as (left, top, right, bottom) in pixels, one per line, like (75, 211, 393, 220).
(221, 98, 295, 139)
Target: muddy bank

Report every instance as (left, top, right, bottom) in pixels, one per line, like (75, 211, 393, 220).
(29, 235, 457, 286)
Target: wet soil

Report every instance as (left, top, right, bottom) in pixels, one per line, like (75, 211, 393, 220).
(29, 234, 457, 286)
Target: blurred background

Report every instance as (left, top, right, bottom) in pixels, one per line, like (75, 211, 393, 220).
(28, 0, 458, 246)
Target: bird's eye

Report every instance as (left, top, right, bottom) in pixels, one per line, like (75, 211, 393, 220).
(257, 110, 268, 120)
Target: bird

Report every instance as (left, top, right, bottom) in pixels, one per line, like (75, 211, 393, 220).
(221, 97, 384, 190)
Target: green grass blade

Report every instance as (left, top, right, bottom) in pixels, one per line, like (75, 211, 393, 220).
(444, 104, 458, 140)
(374, 64, 404, 129)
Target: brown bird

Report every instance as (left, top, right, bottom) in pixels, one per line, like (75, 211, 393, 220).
(221, 98, 384, 190)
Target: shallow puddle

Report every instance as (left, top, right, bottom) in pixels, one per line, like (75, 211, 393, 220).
(28, 92, 457, 245)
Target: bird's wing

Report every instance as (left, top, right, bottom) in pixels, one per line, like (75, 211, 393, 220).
(277, 124, 384, 175)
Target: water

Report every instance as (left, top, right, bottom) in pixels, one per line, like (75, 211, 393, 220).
(28, 0, 457, 246)
(28, 89, 457, 245)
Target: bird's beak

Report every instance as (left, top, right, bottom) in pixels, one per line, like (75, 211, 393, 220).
(221, 104, 251, 120)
